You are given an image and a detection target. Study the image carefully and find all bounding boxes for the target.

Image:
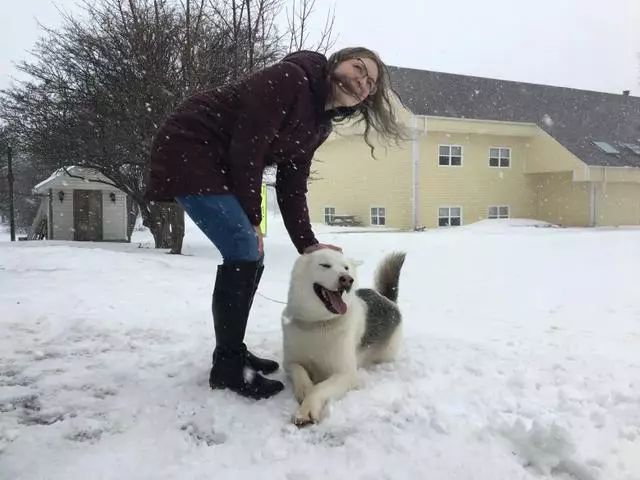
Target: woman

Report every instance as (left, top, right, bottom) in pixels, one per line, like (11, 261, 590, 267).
(144, 47, 404, 400)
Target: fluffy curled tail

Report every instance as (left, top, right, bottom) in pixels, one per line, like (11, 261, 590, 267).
(373, 252, 406, 303)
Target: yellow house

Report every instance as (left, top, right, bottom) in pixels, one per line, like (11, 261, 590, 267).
(307, 67, 640, 229)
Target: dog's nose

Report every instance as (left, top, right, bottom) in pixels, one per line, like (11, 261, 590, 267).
(339, 274, 354, 288)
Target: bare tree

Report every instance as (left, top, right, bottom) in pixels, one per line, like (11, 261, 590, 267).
(0, 127, 47, 233)
(208, 0, 284, 75)
(0, 0, 283, 250)
(286, 0, 336, 54)
(0, 0, 337, 249)
(2, 0, 185, 248)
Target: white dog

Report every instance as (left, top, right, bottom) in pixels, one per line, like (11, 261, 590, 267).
(281, 248, 406, 425)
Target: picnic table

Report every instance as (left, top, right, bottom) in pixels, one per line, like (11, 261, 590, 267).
(327, 214, 362, 226)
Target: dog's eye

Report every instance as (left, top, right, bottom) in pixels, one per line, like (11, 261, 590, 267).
(320, 263, 331, 269)
(344, 266, 349, 271)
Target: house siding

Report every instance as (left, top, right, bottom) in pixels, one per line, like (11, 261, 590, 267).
(308, 114, 640, 230)
(50, 189, 75, 240)
(524, 130, 585, 173)
(102, 191, 128, 241)
(595, 182, 640, 226)
(418, 131, 538, 228)
(527, 172, 591, 226)
(308, 134, 412, 228)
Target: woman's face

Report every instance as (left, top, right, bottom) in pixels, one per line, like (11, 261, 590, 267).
(330, 56, 380, 108)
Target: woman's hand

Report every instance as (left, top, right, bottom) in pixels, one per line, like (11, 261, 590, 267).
(254, 225, 264, 256)
(303, 243, 342, 255)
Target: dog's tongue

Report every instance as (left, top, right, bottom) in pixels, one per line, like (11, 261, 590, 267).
(328, 290, 347, 314)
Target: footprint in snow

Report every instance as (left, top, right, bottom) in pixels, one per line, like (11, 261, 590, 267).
(180, 421, 228, 446)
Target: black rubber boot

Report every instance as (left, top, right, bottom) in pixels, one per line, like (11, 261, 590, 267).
(210, 347, 283, 400)
(210, 261, 283, 400)
(245, 349, 279, 375)
(243, 262, 280, 375)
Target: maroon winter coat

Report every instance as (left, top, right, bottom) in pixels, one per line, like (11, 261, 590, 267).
(144, 50, 334, 253)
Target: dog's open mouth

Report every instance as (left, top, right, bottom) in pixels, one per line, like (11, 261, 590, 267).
(313, 283, 347, 315)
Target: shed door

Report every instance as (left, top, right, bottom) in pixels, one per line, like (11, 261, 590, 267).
(74, 190, 103, 241)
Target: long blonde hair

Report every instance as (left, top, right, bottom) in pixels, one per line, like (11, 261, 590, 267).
(326, 47, 408, 157)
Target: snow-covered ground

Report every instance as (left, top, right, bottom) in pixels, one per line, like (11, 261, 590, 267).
(1, 212, 640, 480)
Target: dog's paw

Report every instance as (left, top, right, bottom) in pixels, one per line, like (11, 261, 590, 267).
(292, 411, 314, 427)
(292, 396, 324, 427)
(293, 382, 313, 404)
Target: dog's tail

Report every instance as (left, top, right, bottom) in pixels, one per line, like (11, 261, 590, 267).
(373, 252, 406, 303)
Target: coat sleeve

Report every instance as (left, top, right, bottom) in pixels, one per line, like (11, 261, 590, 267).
(275, 154, 319, 254)
(227, 62, 307, 226)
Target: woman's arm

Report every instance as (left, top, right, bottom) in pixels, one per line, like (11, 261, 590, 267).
(275, 156, 319, 254)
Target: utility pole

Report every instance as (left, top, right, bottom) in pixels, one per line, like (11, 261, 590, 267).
(7, 146, 15, 241)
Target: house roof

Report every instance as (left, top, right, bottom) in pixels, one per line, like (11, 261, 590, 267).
(33, 166, 117, 193)
(388, 67, 640, 168)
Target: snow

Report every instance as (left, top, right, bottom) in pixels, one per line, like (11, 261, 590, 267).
(32, 165, 114, 194)
(1, 212, 640, 480)
(542, 113, 554, 128)
(31, 166, 88, 193)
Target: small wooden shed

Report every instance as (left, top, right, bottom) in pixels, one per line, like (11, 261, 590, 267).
(31, 166, 128, 242)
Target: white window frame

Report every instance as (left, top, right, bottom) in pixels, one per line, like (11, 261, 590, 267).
(370, 206, 386, 226)
(489, 147, 511, 168)
(323, 206, 336, 224)
(438, 144, 463, 167)
(437, 206, 463, 227)
(488, 205, 510, 219)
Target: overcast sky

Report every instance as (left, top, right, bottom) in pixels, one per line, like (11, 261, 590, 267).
(1, 0, 639, 95)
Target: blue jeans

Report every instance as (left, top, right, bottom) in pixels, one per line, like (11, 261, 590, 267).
(176, 194, 261, 263)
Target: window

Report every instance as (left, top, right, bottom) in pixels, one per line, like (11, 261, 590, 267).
(488, 205, 510, 219)
(324, 207, 335, 224)
(370, 207, 386, 226)
(489, 147, 511, 167)
(593, 141, 619, 154)
(438, 207, 462, 227)
(620, 143, 640, 156)
(439, 145, 463, 166)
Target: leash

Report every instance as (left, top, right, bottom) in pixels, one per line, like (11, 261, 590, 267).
(256, 291, 287, 305)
